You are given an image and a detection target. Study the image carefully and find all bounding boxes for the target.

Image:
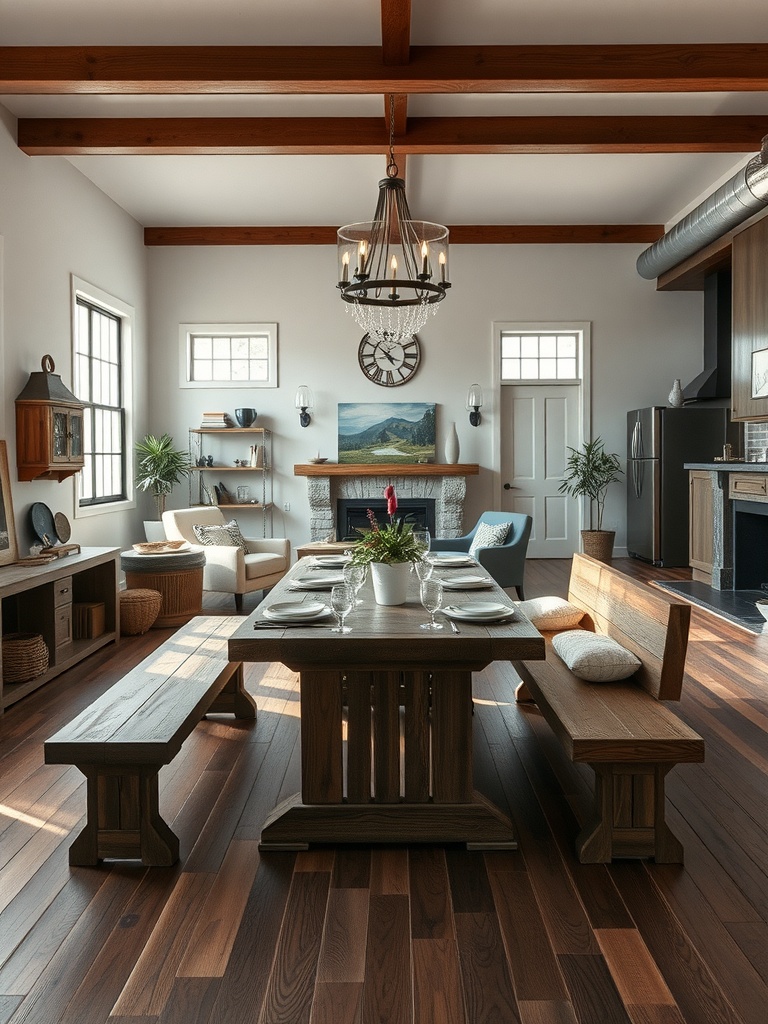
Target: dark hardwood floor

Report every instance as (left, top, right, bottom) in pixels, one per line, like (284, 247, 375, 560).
(0, 558, 766, 1024)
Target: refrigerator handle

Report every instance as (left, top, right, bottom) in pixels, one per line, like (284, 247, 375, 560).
(632, 460, 642, 499)
(630, 420, 640, 460)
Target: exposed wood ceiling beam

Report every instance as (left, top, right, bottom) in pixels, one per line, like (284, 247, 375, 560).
(381, 0, 411, 66)
(143, 225, 664, 246)
(18, 115, 768, 156)
(3, 45, 768, 94)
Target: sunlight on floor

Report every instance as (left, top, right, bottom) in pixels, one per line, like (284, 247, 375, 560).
(0, 802, 69, 835)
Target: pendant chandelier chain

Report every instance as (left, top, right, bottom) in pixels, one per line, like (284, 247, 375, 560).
(386, 94, 398, 179)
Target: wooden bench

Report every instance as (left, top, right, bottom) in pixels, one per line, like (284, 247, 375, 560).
(513, 554, 704, 864)
(45, 615, 256, 867)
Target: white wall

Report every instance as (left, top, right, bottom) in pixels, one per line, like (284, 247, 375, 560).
(0, 105, 149, 556)
(148, 241, 704, 554)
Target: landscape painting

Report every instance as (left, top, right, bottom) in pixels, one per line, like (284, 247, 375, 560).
(338, 403, 436, 465)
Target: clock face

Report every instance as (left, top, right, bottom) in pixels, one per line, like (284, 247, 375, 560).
(358, 334, 421, 387)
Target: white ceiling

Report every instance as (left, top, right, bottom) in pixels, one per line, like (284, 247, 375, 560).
(3, 0, 768, 231)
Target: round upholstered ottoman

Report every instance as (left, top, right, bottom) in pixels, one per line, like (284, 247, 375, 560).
(121, 548, 206, 628)
(119, 588, 163, 635)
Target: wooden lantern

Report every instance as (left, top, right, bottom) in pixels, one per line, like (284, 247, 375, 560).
(15, 355, 85, 482)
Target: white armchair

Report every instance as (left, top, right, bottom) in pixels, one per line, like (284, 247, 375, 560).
(162, 507, 290, 612)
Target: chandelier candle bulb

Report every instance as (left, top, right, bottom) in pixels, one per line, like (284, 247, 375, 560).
(439, 251, 446, 283)
(341, 251, 349, 284)
(390, 255, 398, 299)
(421, 241, 429, 277)
(358, 240, 368, 277)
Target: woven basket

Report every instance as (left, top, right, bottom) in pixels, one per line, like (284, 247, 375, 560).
(2, 632, 49, 683)
(120, 588, 162, 636)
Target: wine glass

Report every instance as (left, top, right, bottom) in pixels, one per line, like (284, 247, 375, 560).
(420, 579, 444, 630)
(330, 584, 355, 633)
(343, 562, 367, 604)
(412, 529, 431, 555)
(413, 556, 434, 584)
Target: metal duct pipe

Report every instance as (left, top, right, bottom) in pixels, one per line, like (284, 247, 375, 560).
(636, 135, 768, 280)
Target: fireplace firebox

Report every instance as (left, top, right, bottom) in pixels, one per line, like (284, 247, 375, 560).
(337, 498, 436, 542)
(733, 499, 768, 590)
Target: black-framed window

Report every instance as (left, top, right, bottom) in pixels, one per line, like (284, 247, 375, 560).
(74, 298, 126, 505)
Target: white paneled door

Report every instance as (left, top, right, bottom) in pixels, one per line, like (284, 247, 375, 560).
(500, 384, 581, 558)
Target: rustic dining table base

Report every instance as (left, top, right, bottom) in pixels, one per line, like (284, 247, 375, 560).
(257, 666, 518, 851)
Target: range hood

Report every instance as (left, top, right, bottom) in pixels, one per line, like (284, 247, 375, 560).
(683, 270, 731, 402)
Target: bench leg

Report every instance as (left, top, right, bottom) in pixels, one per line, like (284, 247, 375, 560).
(69, 765, 179, 867)
(578, 763, 684, 864)
(206, 663, 257, 719)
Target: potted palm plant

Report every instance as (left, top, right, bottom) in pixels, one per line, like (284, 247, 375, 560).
(558, 437, 623, 563)
(350, 486, 423, 604)
(135, 433, 191, 538)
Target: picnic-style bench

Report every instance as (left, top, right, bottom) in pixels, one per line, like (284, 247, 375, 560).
(513, 553, 704, 864)
(45, 615, 256, 867)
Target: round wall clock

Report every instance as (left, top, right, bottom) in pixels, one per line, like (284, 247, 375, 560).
(358, 333, 421, 387)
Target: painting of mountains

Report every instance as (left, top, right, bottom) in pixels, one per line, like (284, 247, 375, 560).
(338, 403, 436, 465)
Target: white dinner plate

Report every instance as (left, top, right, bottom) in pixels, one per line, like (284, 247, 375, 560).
(440, 574, 491, 590)
(289, 574, 345, 590)
(427, 554, 475, 567)
(443, 603, 516, 623)
(312, 555, 351, 567)
(265, 600, 326, 618)
(262, 604, 331, 623)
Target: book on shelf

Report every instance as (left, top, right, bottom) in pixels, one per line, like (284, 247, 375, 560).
(200, 412, 231, 428)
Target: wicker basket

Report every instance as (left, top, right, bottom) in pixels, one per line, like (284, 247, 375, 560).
(2, 632, 50, 683)
(120, 588, 163, 636)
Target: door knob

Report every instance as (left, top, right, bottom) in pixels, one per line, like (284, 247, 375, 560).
(503, 483, 512, 490)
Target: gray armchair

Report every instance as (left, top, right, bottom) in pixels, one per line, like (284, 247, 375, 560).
(430, 511, 532, 599)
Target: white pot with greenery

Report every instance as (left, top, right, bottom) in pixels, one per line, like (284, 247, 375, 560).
(350, 486, 423, 605)
(558, 437, 623, 563)
(135, 433, 191, 540)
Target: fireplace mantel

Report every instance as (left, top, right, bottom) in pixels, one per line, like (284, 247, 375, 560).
(294, 463, 479, 477)
(294, 463, 480, 541)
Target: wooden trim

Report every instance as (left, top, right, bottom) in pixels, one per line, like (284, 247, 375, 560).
(3, 45, 768, 94)
(18, 115, 768, 156)
(144, 224, 663, 246)
(293, 463, 479, 477)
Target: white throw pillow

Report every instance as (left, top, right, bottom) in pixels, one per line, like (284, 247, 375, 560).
(516, 596, 585, 631)
(552, 630, 641, 682)
(193, 519, 248, 553)
(469, 520, 510, 557)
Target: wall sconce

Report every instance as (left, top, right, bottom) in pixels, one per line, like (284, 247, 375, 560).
(295, 385, 313, 427)
(467, 383, 483, 426)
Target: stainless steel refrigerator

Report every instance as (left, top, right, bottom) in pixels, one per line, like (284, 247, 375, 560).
(626, 406, 732, 566)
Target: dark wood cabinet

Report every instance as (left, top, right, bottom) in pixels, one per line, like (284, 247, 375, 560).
(732, 216, 768, 421)
(16, 402, 85, 481)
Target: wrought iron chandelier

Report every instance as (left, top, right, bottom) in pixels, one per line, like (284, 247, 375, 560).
(337, 97, 451, 344)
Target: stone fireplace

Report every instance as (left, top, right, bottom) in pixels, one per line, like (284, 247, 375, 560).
(293, 463, 479, 542)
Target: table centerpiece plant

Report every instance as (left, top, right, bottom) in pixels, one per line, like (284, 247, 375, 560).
(350, 485, 423, 604)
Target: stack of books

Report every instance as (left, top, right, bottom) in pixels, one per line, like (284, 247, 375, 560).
(200, 411, 231, 428)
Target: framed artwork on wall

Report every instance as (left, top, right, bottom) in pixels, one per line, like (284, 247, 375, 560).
(0, 440, 19, 566)
(751, 348, 768, 399)
(338, 403, 436, 465)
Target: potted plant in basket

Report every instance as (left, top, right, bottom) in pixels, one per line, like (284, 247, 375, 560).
(350, 486, 423, 604)
(558, 437, 623, 563)
(135, 433, 191, 539)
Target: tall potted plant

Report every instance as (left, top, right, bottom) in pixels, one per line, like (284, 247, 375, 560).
(350, 486, 423, 604)
(558, 437, 623, 563)
(135, 433, 191, 536)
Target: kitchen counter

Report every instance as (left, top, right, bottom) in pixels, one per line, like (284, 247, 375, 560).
(684, 462, 768, 472)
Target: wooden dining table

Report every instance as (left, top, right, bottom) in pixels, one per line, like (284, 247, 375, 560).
(228, 556, 545, 850)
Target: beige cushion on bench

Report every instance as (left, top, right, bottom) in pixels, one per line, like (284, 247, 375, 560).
(516, 595, 585, 631)
(552, 629, 641, 682)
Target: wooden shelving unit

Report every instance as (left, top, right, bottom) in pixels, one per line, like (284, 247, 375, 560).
(188, 427, 273, 536)
(0, 547, 119, 711)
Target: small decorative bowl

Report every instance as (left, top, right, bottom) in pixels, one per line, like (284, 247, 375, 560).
(756, 599, 768, 621)
(308, 457, 328, 464)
